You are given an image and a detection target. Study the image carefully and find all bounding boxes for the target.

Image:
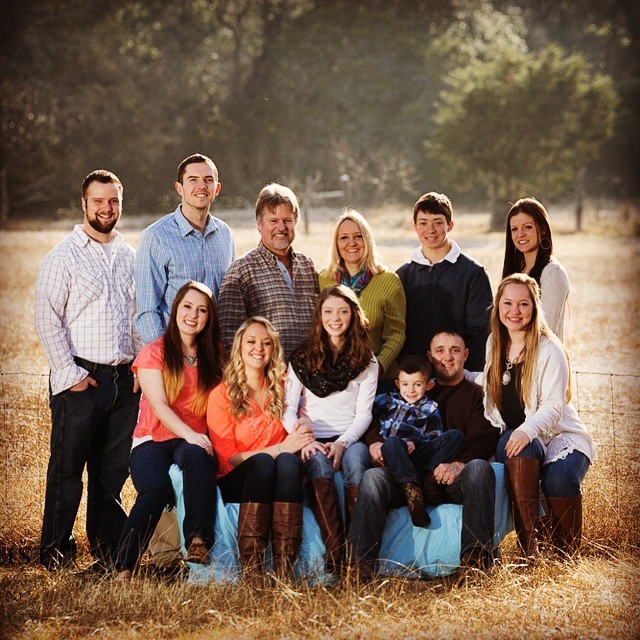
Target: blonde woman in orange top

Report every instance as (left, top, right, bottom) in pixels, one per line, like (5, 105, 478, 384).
(207, 316, 313, 578)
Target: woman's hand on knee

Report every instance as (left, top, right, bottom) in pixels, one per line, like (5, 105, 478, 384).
(300, 440, 326, 462)
(505, 430, 530, 458)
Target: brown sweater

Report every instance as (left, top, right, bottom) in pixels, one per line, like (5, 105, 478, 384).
(429, 379, 498, 463)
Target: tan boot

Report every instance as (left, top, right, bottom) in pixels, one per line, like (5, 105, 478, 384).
(306, 478, 345, 573)
(401, 482, 430, 527)
(546, 494, 583, 554)
(271, 501, 303, 578)
(237, 502, 272, 579)
(505, 457, 540, 561)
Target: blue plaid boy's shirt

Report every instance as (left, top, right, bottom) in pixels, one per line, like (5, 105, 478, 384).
(374, 391, 443, 443)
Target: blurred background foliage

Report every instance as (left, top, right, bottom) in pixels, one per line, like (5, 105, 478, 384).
(0, 0, 637, 225)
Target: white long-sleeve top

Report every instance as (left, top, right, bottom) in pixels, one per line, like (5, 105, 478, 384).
(283, 357, 378, 447)
(478, 334, 595, 464)
(540, 258, 570, 340)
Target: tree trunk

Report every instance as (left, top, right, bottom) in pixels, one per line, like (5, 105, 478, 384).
(0, 167, 9, 227)
(489, 176, 503, 231)
(574, 166, 586, 232)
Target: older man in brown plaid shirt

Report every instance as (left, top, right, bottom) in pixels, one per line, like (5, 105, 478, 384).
(217, 183, 319, 360)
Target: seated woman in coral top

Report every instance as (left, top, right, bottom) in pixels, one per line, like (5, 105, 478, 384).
(114, 281, 224, 579)
(206, 317, 313, 579)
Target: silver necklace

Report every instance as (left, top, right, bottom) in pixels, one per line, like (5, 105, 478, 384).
(502, 349, 523, 386)
(183, 354, 198, 366)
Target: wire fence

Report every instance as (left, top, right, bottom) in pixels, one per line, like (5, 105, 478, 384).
(1, 369, 639, 551)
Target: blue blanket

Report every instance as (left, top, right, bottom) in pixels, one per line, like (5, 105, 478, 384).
(169, 462, 511, 583)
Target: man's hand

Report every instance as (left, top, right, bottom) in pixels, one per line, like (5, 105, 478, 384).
(433, 461, 465, 485)
(69, 376, 98, 392)
(369, 442, 384, 467)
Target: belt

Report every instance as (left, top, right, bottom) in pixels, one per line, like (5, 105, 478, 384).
(74, 357, 132, 376)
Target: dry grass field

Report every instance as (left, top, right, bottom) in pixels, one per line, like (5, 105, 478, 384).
(0, 202, 639, 639)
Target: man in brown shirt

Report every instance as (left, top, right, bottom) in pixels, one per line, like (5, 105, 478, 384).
(349, 329, 499, 577)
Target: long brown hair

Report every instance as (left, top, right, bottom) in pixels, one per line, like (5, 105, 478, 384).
(223, 316, 286, 423)
(502, 197, 554, 284)
(486, 273, 570, 412)
(163, 281, 225, 416)
(294, 285, 372, 372)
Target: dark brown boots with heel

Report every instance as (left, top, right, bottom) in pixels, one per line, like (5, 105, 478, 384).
(505, 457, 540, 561)
(271, 501, 303, 577)
(546, 494, 583, 554)
(237, 502, 272, 580)
(306, 478, 345, 573)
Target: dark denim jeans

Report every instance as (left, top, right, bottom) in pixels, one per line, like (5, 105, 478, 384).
(40, 366, 139, 569)
(496, 429, 590, 497)
(380, 430, 466, 485)
(114, 439, 218, 571)
(348, 459, 496, 568)
(218, 452, 304, 504)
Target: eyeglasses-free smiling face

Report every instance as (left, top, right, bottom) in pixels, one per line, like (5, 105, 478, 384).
(428, 333, 468, 384)
(321, 295, 352, 342)
(337, 219, 366, 273)
(174, 161, 221, 212)
(395, 371, 429, 404)
(257, 204, 297, 258)
(176, 289, 210, 337)
(82, 181, 122, 236)
(498, 283, 534, 333)
(241, 322, 274, 372)
(413, 211, 453, 253)
(510, 212, 541, 256)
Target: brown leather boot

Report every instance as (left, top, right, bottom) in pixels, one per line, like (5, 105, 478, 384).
(306, 478, 345, 573)
(401, 482, 430, 527)
(237, 502, 272, 579)
(546, 494, 583, 554)
(344, 485, 359, 535)
(271, 501, 303, 578)
(505, 457, 540, 561)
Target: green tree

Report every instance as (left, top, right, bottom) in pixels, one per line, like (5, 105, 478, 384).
(429, 44, 617, 229)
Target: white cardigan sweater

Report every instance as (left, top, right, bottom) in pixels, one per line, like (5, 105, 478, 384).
(474, 335, 595, 464)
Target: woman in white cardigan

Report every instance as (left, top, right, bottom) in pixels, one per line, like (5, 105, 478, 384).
(502, 197, 570, 339)
(477, 273, 594, 562)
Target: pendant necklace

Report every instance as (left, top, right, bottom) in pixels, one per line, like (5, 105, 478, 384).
(183, 354, 198, 366)
(502, 348, 523, 386)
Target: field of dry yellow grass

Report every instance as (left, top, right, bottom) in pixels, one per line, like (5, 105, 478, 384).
(0, 202, 638, 639)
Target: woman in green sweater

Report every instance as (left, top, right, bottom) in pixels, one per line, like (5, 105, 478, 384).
(319, 209, 405, 389)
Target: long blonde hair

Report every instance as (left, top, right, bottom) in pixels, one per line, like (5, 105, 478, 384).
(486, 273, 570, 411)
(223, 316, 286, 422)
(323, 208, 386, 276)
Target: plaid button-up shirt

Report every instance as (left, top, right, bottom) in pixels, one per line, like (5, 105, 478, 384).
(35, 225, 139, 394)
(135, 206, 235, 344)
(217, 242, 319, 360)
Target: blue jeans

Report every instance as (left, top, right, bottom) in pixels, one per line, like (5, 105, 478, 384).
(496, 430, 590, 497)
(218, 452, 304, 504)
(40, 364, 139, 568)
(302, 441, 370, 487)
(381, 431, 466, 485)
(348, 459, 496, 568)
(114, 439, 218, 571)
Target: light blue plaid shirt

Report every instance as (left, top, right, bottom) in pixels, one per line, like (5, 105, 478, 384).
(135, 205, 235, 344)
